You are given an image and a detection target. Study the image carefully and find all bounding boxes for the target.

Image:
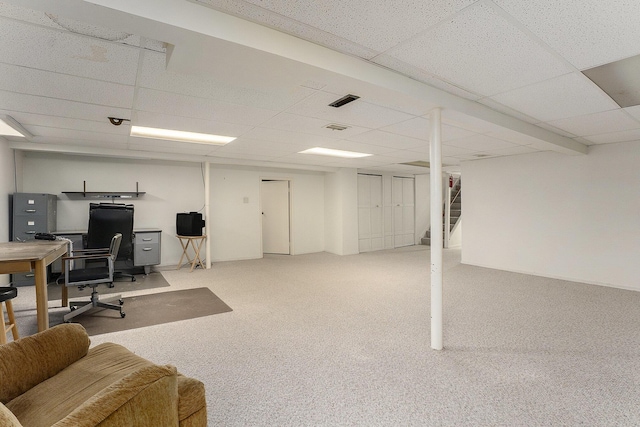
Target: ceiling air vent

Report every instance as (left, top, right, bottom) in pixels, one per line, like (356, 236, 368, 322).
(328, 94, 360, 108)
(325, 124, 349, 131)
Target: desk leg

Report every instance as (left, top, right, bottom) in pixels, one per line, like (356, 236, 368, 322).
(34, 260, 49, 332)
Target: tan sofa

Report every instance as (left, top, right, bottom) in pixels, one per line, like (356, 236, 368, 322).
(0, 323, 207, 426)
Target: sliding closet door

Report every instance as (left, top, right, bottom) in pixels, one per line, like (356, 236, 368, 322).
(358, 174, 383, 252)
(393, 176, 415, 247)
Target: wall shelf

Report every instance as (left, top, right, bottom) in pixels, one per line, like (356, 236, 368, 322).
(62, 181, 145, 199)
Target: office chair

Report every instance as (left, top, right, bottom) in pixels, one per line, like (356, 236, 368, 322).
(86, 203, 136, 282)
(63, 233, 126, 322)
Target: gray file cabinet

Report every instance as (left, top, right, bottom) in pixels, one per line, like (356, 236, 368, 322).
(10, 193, 57, 286)
(134, 230, 161, 274)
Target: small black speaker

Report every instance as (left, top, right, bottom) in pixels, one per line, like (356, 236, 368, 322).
(176, 212, 205, 236)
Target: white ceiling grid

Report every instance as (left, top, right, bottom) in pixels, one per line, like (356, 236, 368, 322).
(0, 0, 639, 173)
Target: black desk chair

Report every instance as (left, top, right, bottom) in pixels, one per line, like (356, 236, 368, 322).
(63, 233, 125, 322)
(87, 203, 136, 282)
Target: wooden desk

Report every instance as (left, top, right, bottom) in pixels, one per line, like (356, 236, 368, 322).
(176, 235, 206, 272)
(0, 240, 68, 332)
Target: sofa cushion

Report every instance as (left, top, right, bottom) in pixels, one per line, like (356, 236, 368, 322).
(0, 402, 22, 427)
(7, 342, 155, 427)
(0, 323, 90, 404)
(52, 364, 179, 427)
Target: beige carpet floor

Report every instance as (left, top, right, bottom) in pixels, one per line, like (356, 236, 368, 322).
(10, 247, 640, 426)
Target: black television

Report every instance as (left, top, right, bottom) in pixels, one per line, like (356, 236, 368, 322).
(176, 212, 205, 236)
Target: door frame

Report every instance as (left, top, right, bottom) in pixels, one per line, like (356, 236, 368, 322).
(260, 177, 293, 256)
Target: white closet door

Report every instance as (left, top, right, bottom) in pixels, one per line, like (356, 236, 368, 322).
(370, 175, 383, 251)
(358, 174, 384, 252)
(393, 176, 415, 247)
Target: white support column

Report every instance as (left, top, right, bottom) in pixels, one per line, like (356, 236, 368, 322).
(444, 176, 451, 249)
(429, 108, 443, 351)
(204, 162, 211, 269)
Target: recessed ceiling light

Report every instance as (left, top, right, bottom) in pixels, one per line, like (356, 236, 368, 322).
(130, 126, 235, 145)
(0, 115, 32, 138)
(299, 147, 372, 158)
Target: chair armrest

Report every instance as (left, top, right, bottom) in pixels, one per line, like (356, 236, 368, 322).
(63, 253, 112, 262)
(0, 324, 90, 404)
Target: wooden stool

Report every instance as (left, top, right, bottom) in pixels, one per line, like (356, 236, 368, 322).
(0, 287, 19, 344)
(176, 235, 207, 272)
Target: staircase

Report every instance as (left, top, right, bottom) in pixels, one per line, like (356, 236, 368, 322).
(422, 177, 461, 246)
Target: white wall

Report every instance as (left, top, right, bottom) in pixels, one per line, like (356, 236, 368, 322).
(324, 168, 358, 255)
(21, 154, 327, 265)
(462, 141, 640, 290)
(21, 153, 204, 267)
(210, 166, 325, 261)
(0, 138, 17, 285)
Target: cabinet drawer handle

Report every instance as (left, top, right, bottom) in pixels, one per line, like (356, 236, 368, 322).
(142, 247, 153, 251)
(25, 231, 36, 234)
(25, 273, 35, 278)
(142, 238, 153, 241)
(24, 209, 37, 213)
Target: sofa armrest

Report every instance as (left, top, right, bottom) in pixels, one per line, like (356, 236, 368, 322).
(52, 364, 179, 427)
(0, 403, 22, 427)
(0, 324, 90, 404)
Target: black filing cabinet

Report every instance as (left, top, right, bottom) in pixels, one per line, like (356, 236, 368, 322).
(10, 193, 57, 286)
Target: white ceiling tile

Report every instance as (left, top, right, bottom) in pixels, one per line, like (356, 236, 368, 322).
(26, 126, 129, 144)
(320, 140, 395, 156)
(260, 113, 369, 139)
(582, 129, 640, 145)
(371, 55, 482, 101)
(482, 145, 538, 156)
(133, 111, 251, 137)
(347, 130, 426, 150)
(0, 110, 125, 135)
(385, 2, 571, 97)
(494, 0, 640, 69)
(446, 134, 518, 152)
(0, 90, 131, 123)
(198, 0, 476, 53)
(442, 145, 476, 157)
(127, 141, 218, 156)
(489, 73, 619, 122)
(193, 0, 379, 59)
(272, 153, 335, 166)
(0, 63, 134, 108)
(138, 51, 316, 111)
(0, 17, 140, 85)
(240, 127, 336, 148)
(546, 110, 640, 137)
(135, 88, 277, 126)
(215, 139, 294, 157)
(285, 91, 414, 129)
(379, 117, 477, 142)
(28, 134, 128, 150)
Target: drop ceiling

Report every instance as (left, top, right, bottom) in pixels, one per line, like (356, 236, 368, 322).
(1, 0, 640, 174)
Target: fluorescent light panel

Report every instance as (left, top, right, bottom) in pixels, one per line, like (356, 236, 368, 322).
(130, 126, 235, 145)
(299, 147, 372, 158)
(0, 115, 32, 138)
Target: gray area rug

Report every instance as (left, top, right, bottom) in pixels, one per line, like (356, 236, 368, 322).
(53, 287, 232, 336)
